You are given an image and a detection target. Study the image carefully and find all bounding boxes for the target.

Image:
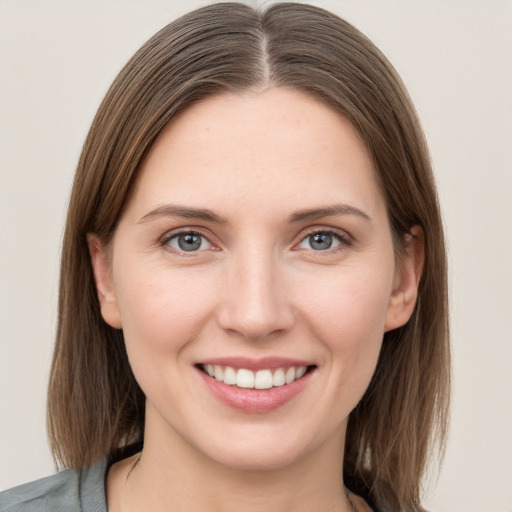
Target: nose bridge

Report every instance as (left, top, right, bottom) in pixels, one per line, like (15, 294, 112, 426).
(218, 243, 294, 340)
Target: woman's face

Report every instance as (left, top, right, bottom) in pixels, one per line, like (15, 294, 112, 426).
(91, 87, 418, 471)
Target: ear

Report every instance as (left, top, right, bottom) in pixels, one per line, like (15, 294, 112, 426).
(87, 234, 122, 329)
(385, 226, 424, 332)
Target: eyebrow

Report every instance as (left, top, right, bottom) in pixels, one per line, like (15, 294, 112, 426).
(288, 204, 372, 223)
(138, 202, 371, 225)
(138, 204, 227, 224)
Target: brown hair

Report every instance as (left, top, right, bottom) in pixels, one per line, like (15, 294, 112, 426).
(48, 3, 449, 510)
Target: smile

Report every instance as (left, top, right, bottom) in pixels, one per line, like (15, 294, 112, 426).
(200, 364, 309, 390)
(196, 358, 317, 413)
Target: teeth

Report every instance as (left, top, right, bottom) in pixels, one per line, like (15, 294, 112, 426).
(202, 364, 309, 389)
(255, 369, 273, 389)
(273, 368, 285, 387)
(295, 366, 307, 379)
(214, 365, 223, 381)
(285, 367, 296, 384)
(236, 369, 254, 388)
(223, 366, 236, 385)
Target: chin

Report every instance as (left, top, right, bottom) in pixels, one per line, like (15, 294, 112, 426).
(194, 423, 339, 473)
(208, 446, 307, 472)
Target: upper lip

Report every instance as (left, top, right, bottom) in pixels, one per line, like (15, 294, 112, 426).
(196, 357, 315, 371)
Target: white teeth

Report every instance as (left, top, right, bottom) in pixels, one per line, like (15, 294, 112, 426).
(223, 366, 236, 385)
(285, 367, 296, 384)
(214, 365, 223, 381)
(295, 366, 307, 379)
(255, 369, 273, 389)
(272, 368, 286, 387)
(236, 368, 255, 388)
(203, 364, 309, 389)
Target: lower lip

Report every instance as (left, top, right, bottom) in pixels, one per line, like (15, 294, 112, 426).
(197, 368, 313, 413)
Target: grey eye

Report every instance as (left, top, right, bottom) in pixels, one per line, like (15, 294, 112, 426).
(309, 233, 333, 250)
(298, 232, 342, 251)
(168, 233, 210, 252)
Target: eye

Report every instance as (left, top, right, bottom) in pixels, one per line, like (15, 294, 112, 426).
(165, 231, 211, 252)
(297, 230, 347, 251)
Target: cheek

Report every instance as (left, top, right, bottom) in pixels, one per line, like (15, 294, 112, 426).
(302, 266, 393, 343)
(297, 263, 394, 393)
(113, 264, 216, 365)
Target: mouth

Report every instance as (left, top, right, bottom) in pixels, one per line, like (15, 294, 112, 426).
(195, 359, 317, 413)
(197, 363, 316, 390)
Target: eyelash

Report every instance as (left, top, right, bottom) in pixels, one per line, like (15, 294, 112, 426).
(160, 229, 215, 255)
(296, 227, 353, 251)
(159, 227, 353, 255)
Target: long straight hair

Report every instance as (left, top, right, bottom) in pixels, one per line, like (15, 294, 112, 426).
(48, 3, 449, 511)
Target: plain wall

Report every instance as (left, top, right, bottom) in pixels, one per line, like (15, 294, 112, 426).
(1, 1, 511, 510)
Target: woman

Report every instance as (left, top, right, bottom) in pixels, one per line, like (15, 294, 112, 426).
(0, 3, 449, 511)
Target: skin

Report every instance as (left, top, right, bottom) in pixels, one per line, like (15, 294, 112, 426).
(89, 87, 422, 512)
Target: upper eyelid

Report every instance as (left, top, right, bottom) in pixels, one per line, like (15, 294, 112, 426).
(160, 227, 214, 244)
(296, 225, 353, 241)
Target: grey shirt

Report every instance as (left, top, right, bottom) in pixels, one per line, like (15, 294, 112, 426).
(0, 456, 376, 512)
(0, 459, 108, 512)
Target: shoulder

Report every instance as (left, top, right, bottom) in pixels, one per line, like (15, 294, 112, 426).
(0, 468, 81, 512)
(0, 459, 107, 512)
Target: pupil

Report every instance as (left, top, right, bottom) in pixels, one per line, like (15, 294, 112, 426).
(178, 234, 201, 251)
(310, 233, 332, 250)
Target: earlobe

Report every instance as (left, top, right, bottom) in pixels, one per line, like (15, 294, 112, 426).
(87, 234, 122, 329)
(385, 226, 424, 332)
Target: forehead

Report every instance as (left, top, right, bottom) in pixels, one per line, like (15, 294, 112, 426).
(127, 87, 384, 220)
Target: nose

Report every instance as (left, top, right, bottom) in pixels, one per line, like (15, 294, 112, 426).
(216, 248, 296, 341)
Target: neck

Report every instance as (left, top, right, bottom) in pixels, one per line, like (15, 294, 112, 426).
(108, 412, 354, 512)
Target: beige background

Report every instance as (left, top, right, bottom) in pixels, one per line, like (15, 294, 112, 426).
(1, 1, 511, 510)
